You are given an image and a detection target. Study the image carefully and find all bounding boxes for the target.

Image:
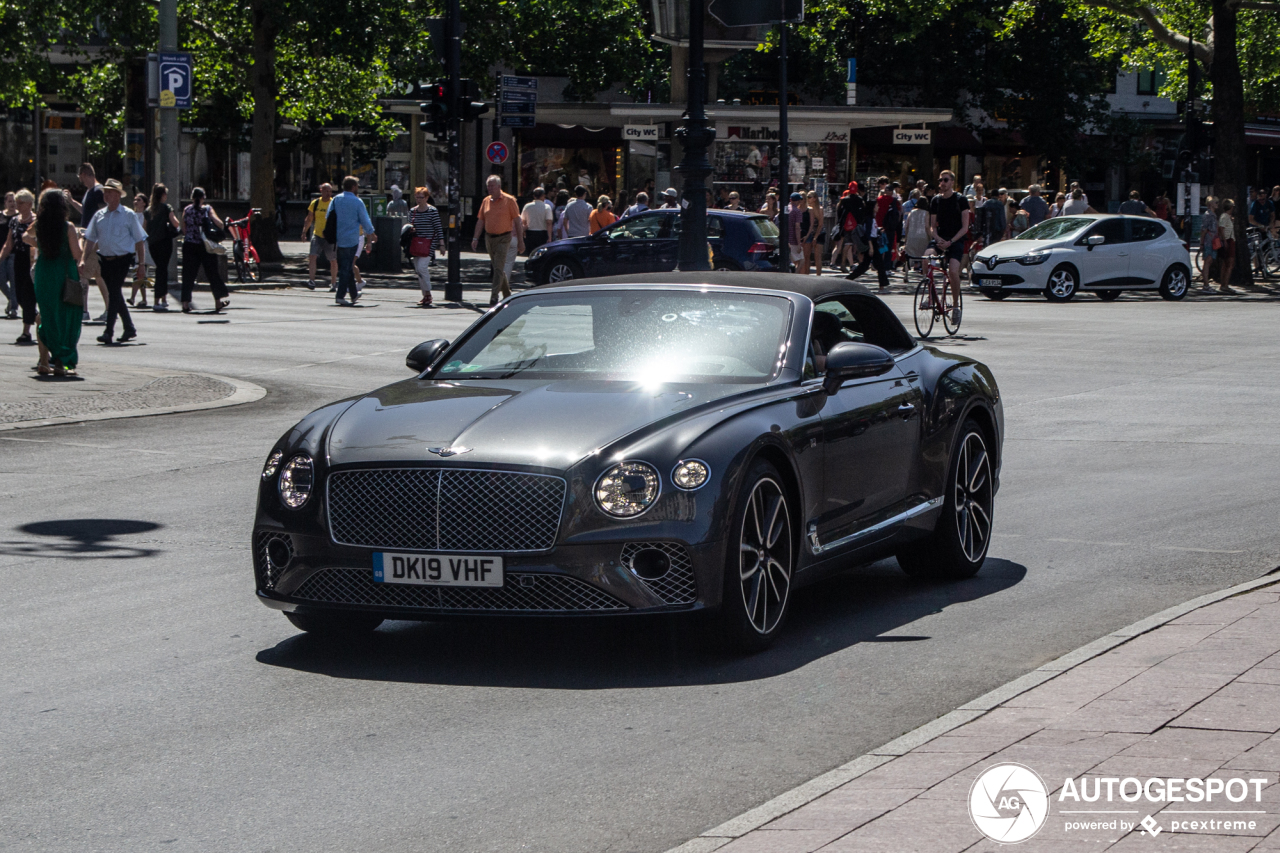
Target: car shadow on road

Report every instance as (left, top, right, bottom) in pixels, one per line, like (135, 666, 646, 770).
(255, 556, 1025, 688)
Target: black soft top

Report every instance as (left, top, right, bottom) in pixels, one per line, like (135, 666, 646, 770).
(542, 271, 875, 303)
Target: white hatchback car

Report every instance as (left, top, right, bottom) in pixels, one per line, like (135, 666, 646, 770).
(971, 214, 1193, 302)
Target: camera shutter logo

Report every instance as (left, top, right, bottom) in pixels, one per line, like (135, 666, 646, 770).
(969, 763, 1050, 843)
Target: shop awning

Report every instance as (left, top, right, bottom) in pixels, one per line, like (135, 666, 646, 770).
(531, 102, 951, 131)
(1246, 124, 1280, 146)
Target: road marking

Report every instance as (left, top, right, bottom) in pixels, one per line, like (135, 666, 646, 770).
(1157, 545, 1246, 554)
(1047, 537, 1129, 546)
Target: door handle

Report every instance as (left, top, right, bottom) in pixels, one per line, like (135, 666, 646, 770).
(897, 403, 916, 419)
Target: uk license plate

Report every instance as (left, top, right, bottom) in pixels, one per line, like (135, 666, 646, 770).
(373, 552, 504, 587)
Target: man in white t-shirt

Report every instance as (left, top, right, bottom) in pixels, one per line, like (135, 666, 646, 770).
(521, 188, 554, 255)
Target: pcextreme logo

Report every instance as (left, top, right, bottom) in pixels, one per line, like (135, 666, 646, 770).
(967, 763, 1271, 844)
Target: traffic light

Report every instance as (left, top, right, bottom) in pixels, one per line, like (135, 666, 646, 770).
(419, 83, 449, 138)
(458, 78, 489, 121)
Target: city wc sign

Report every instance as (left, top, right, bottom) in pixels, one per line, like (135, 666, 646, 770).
(894, 128, 932, 145)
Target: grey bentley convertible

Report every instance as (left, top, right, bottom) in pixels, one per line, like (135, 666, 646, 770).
(253, 272, 1003, 650)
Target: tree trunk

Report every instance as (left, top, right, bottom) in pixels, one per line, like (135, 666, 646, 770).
(1209, 0, 1250, 285)
(249, 0, 283, 262)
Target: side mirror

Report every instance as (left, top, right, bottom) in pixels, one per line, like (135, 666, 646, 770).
(823, 342, 895, 394)
(1086, 234, 1105, 247)
(407, 339, 450, 374)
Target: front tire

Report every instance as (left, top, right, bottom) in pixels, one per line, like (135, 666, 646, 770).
(285, 610, 384, 636)
(545, 258, 582, 284)
(719, 460, 794, 652)
(1159, 264, 1190, 300)
(1044, 265, 1078, 302)
(896, 418, 993, 580)
(913, 279, 936, 338)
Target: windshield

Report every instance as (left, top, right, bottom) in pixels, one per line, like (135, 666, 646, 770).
(1018, 217, 1094, 241)
(435, 290, 792, 383)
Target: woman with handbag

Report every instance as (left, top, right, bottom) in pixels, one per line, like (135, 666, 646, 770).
(144, 184, 182, 311)
(27, 188, 83, 376)
(180, 187, 230, 313)
(408, 187, 443, 307)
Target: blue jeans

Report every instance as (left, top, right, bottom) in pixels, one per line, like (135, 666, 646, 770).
(0, 254, 14, 313)
(336, 245, 358, 301)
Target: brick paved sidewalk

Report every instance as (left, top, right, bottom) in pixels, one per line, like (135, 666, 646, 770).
(0, 352, 263, 430)
(677, 580, 1280, 853)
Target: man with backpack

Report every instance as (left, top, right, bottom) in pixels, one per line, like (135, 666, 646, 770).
(835, 182, 865, 272)
(300, 183, 337, 291)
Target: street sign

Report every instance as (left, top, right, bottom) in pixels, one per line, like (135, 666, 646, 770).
(500, 75, 538, 91)
(624, 125, 661, 140)
(708, 0, 803, 27)
(499, 101, 536, 114)
(846, 58, 856, 84)
(499, 115, 535, 128)
(486, 141, 509, 164)
(500, 90, 536, 103)
(158, 52, 193, 109)
(893, 128, 931, 145)
(498, 75, 537, 127)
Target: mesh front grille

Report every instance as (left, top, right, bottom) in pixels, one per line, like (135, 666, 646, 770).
(291, 568, 628, 612)
(620, 542, 698, 605)
(327, 468, 566, 552)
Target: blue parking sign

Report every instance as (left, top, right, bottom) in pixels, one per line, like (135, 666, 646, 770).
(158, 52, 193, 109)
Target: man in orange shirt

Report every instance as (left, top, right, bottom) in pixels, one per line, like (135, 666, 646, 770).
(471, 175, 524, 305)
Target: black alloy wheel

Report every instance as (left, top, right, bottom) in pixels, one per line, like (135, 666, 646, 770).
(896, 418, 993, 580)
(1096, 290, 1121, 301)
(720, 459, 794, 652)
(1044, 265, 1078, 302)
(1159, 264, 1191, 301)
(546, 258, 581, 284)
(285, 610, 384, 636)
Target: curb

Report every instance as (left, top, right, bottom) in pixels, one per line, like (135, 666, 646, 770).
(666, 570, 1280, 853)
(0, 373, 266, 432)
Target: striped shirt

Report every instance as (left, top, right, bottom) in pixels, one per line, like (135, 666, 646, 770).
(409, 204, 444, 252)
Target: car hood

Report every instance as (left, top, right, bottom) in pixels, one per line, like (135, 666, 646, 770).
(974, 239, 1051, 260)
(325, 378, 750, 469)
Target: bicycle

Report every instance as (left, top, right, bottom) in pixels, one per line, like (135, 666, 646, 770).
(226, 209, 262, 283)
(1246, 227, 1280, 280)
(912, 247, 962, 338)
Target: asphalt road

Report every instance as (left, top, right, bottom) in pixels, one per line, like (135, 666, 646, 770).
(2, 282, 1278, 853)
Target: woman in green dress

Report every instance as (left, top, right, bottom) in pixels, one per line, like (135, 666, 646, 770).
(26, 188, 84, 376)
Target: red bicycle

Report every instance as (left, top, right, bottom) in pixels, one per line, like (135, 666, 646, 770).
(912, 247, 962, 338)
(226, 209, 262, 283)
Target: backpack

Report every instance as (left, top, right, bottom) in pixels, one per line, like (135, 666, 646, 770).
(881, 200, 901, 236)
(322, 198, 337, 244)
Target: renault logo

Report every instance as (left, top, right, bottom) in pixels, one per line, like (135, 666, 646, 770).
(985, 256, 998, 270)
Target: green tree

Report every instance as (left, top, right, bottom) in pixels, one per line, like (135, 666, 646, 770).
(1004, 0, 1280, 282)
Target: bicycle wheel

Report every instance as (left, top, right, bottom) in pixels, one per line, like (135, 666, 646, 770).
(1266, 243, 1280, 280)
(913, 279, 936, 338)
(942, 280, 963, 336)
(1193, 244, 1203, 275)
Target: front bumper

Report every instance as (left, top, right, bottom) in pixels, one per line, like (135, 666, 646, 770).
(253, 528, 724, 618)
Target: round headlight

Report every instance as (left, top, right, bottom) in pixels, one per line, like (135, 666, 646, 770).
(671, 459, 710, 490)
(262, 450, 283, 481)
(278, 454, 314, 509)
(594, 461, 661, 518)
